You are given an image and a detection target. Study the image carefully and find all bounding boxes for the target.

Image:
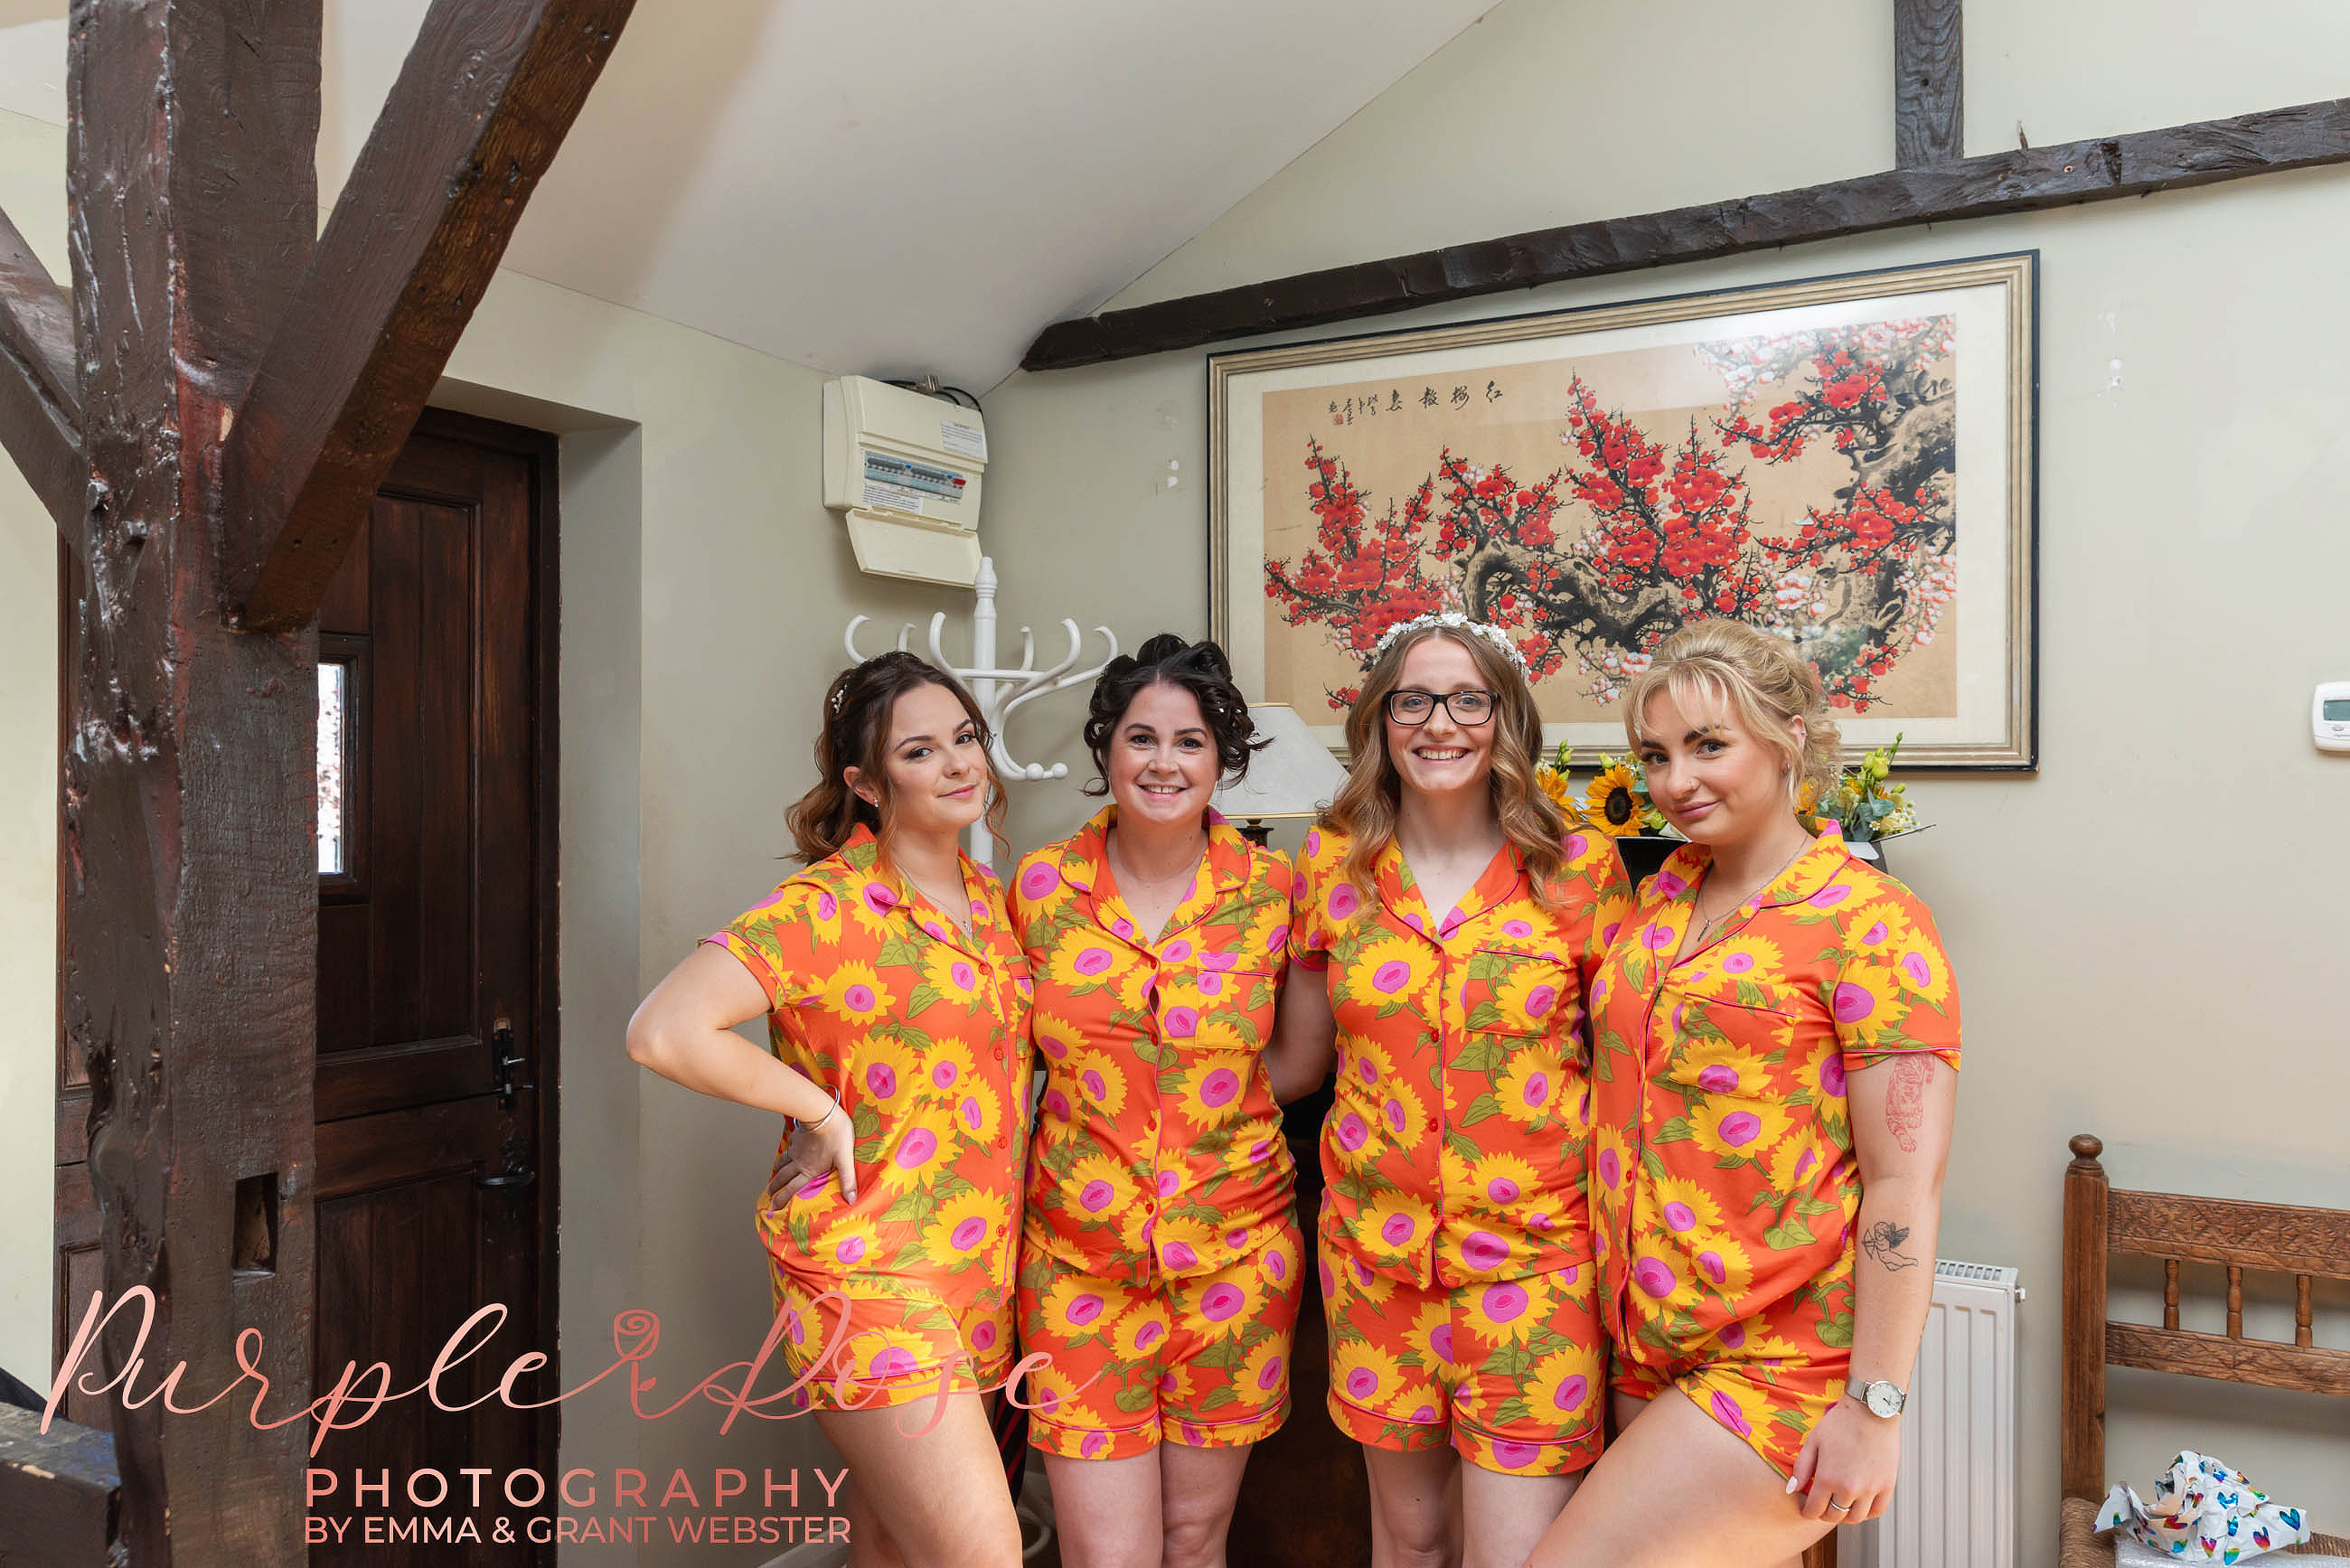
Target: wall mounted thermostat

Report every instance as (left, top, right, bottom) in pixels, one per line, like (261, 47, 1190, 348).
(822, 375, 987, 587)
(2314, 681, 2350, 753)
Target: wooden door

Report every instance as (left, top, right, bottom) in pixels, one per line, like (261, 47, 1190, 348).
(52, 411, 560, 1547)
(307, 410, 559, 1562)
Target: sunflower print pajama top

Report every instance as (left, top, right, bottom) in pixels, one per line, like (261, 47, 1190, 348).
(1291, 823, 1631, 1475)
(1010, 808, 1302, 1460)
(704, 823, 1035, 1411)
(1588, 824, 1960, 1477)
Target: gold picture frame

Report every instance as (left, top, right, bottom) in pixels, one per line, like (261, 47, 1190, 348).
(1209, 253, 2038, 769)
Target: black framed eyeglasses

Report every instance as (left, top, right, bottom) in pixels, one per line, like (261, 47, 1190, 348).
(1384, 689, 1498, 726)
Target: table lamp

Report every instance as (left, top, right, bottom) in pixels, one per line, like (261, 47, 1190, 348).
(1213, 703, 1349, 846)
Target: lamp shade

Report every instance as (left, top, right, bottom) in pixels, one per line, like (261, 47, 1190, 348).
(1212, 703, 1349, 822)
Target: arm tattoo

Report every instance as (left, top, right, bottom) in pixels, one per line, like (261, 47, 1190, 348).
(1861, 1220, 1918, 1271)
(1885, 1052, 1935, 1153)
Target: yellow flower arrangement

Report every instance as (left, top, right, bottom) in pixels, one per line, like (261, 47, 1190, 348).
(1534, 764, 1577, 814)
(1812, 733, 1928, 848)
(1582, 763, 1647, 838)
(1545, 740, 1672, 837)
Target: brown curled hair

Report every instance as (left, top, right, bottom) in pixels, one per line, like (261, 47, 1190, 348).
(1619, 620, 1843, 815)
(1081, 633, 1264, 796)
(785, 652, 1006, 864)
(1318, 625, 1570, 906)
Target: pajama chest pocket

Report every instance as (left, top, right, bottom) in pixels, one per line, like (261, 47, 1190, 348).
(1670, 988, 1804, 1098)
(1162, 962, 1278, 1053)
(1462, 946, 1572, 1039)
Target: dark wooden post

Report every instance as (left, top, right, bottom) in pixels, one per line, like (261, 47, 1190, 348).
(2061, 1132, 2110, 1503)
(61, 3, 324, 1561)
(1894, 0, 1963, 167)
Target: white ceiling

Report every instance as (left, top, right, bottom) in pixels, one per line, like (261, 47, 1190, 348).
(0, 1, 1494, 390)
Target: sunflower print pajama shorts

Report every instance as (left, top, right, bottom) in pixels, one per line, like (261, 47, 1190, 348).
(1015, 1221, 1303, 1460)
(766, 1266, 1018, 1414)
(1321, 1248, 1604, 1476)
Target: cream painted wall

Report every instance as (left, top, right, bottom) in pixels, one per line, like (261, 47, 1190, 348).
(0, 106, 65, 1391)
(0, 103, 967, 1566)
(980, 0, 2350, 1552)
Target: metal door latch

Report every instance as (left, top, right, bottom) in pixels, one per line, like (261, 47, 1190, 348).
(489, 1017, 534, 1112)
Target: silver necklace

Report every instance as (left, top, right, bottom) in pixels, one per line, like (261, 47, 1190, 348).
(1690, 838, 1810, 948)
(906, 869, 973, 939)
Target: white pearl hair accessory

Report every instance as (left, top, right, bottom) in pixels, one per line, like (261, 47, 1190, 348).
(1369, 610, 1530, 675)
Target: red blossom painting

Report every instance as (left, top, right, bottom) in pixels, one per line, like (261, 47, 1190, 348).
(1263, 317, 1958, 714)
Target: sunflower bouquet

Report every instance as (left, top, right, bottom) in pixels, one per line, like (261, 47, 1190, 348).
(1537, 741, 1669, 839)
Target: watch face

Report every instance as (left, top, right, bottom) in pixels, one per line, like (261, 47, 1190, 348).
(1865, 1381, 1904, 1417)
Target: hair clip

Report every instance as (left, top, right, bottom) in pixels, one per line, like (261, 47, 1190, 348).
(829, 683, 848, 715)
(1370, 610, 1530, 675)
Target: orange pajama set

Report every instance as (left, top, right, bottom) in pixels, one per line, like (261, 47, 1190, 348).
(705, 823, 1034, 1411)
(1291, 823, 1631, 1475)
(1011, 809, 1303, 1460)
(1588, 825, 1960, 1477)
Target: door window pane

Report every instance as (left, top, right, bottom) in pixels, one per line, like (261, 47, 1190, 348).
(318, 661, 346, 876)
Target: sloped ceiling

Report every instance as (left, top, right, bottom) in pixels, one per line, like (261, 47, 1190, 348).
(0, 1, 1495, 389)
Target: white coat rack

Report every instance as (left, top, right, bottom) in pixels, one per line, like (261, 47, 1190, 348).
(844, 555, 1117, 867)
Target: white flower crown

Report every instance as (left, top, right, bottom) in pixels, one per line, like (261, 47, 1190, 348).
(1369, 610, 1529, 675)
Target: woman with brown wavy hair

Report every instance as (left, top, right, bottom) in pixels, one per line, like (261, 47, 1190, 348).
(1266, 616, 1631, 1568)
(627, 651, 1032, 1568)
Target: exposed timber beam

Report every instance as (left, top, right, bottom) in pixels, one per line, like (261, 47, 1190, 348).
(1022, 97, 2350, 371)
(1894, 0, 1963, 168)
(221, 0, 635, 633)
(64, 1, 324, 1562)
(0, 203, 83, 536)
(0, 1405, 120, 1562)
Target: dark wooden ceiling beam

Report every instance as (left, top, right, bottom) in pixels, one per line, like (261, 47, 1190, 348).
(1895, 0, 1964, 167)
(0, 203, 83, 537)
(1022, 96, 2350, 371)
(221, 0, 635, 633)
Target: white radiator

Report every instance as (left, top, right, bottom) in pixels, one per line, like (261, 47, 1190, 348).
(1838, 1259, 2021, 1568)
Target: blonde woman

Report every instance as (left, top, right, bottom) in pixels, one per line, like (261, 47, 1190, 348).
(1267, 615, 1630, 1568)
(1529, 620, 1961, 1568)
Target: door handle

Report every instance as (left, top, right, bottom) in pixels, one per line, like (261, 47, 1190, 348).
(489, 1017, 535, 1112)
(476, 1126, 537, 1190)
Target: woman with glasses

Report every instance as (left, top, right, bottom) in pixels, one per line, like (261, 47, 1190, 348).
(1266, 614, 1631, 1568)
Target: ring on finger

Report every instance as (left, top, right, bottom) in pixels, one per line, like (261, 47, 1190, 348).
(1825, 1498, 1853, 1515)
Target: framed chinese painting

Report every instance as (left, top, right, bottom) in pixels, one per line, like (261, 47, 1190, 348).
(1208, 252, 2038, 769)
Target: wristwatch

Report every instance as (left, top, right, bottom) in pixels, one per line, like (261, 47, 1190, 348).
(1851, 1379, 1906, 1418)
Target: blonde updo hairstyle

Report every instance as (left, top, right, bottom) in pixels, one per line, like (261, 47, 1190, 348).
(1320, 624, 1571, 906)
(1621, 621, 1842, 818)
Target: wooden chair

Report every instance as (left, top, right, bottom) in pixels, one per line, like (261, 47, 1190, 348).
(2061, 1133, 2350, 1563)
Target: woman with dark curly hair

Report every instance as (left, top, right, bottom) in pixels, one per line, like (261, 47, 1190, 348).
(627, 651, 1032, 1568)
(1008, 634, 1302, 1568)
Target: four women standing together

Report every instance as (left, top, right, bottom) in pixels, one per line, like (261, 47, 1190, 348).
(631, 615, 1960, 1568)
